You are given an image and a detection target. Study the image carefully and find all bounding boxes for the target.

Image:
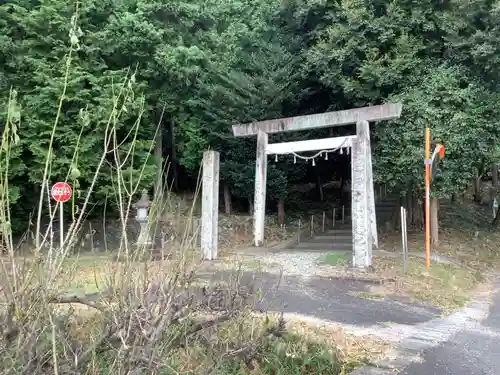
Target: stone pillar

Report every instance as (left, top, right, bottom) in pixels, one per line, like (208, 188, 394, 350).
(201, 151, 220, 260)
(351, 120, 372, 268)
(364, 121, 378, 248)
(254, 130, 268, 246)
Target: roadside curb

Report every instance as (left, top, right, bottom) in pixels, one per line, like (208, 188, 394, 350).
(348, 283, 496, 374)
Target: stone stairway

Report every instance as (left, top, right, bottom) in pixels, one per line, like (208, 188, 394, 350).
(292, 223, 353, 252)
(287, 193, 400, 253)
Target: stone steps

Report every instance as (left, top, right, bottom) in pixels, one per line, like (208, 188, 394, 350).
(295, 239, 352, 248)
(312, 234, 351, 241)
(280, 247, 352, 253)
(289, 194, 400, 253)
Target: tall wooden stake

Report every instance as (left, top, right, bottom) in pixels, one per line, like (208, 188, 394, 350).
(425, 127, 431, 268)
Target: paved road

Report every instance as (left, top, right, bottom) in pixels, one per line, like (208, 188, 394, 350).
(202, 270, 441, 327)
(398, 285, 500, 375)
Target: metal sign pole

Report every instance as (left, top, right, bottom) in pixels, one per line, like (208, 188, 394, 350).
(60, 202, 64, 249)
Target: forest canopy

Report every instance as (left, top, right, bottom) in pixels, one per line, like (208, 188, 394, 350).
(1, 0, 500, 230)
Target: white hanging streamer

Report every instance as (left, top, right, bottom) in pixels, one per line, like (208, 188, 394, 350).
(286, 138, 351, 164)
(269, 139, 351, 167)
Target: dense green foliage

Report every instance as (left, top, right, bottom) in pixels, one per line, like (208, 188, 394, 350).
(2, 0, 500, 226)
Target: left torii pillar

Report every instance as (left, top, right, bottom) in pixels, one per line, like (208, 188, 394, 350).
(201, 150, 219, 259)
(254, 130, 268, 246)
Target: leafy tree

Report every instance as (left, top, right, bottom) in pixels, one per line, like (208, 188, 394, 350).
(3, 0, 500, 232)
(300, 0, 500, 198)
(0, 1, 156, 217)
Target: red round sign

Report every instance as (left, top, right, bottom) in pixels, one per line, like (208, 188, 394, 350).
(51, 182, 72, 202)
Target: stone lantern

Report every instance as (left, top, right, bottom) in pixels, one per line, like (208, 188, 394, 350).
(134, 189, 152, 248)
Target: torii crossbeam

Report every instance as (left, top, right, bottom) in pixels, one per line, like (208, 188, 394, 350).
(231, 104, 402, 268)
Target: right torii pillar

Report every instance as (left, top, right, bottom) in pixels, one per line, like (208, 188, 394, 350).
(351, 120, 377, 268)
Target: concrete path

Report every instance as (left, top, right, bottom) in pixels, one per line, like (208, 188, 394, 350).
(200, 267, 500, 374)
(201, 268, 500, 374)
(397, 282, 500, 375)
(202, 270, 441, 327)
(351, 281, 499, 375)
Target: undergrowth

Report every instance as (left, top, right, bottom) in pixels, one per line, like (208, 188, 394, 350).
(0, 8, 354, 375)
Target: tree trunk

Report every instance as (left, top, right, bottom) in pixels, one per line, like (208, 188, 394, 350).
(489, 186, 497, 208)
(473, 169, 481, 203)
(406, 192, 413, 227)
(390, 195, 401, 231)
(248, 198, 253, 215)
(170, 120, 179, 192)
(492, 141, 498, 186)
(278, 198, 285, 225)
(339, 176, 345, 206)
(223, 184, 232, 215)
(430, 196, 439, 246)
(413, 195, 424, 228)
(316, 175, 324, 201)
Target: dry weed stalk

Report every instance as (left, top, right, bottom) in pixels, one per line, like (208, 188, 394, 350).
(0, 15, 286, 374)
(0, 93, 286, 370)
(0, 249, 288, 374)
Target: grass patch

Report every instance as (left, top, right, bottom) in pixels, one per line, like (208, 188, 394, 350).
(380, 229, 500, 273)
(361, 226, 500, 311)
(162, 313, 390, 375)
(283, 316, 391, 373)
(217, 333, 344, 375)
(68, 311, 382, 375)
(317, 252, 350, 266)
(238, 259, 264, 271)
(368, 255, 480, 311)
(313, 251, 483, 311)
(349, 291, 385, 300)
(61, 254, 114, 294)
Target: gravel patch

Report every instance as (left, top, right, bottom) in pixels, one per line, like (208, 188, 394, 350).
(214, 250, 365, 279)
(245, 251, 332, 277)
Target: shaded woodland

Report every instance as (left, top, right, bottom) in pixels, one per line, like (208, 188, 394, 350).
(1, 0, 500, 234)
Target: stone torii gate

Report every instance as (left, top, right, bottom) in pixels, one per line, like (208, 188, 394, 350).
(231, 103, 402, 268)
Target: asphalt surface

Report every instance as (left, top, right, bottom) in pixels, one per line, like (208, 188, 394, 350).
(202, 270, 441, 327)
(398, 284, 500, 375)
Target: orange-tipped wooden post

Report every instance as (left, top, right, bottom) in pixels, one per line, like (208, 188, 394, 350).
(425, 127, 431, 268)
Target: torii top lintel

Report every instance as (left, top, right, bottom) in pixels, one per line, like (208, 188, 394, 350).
(232, 103, 402, 137)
